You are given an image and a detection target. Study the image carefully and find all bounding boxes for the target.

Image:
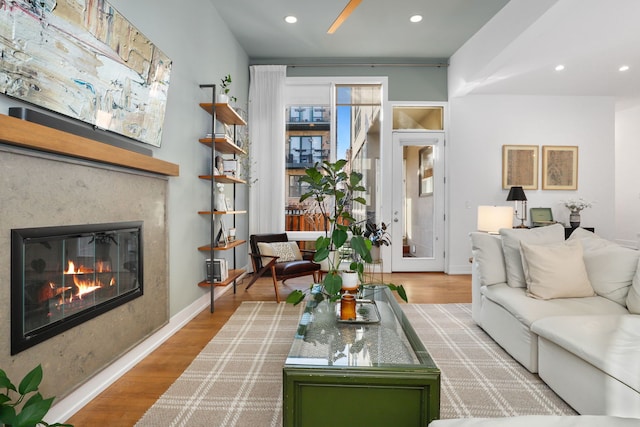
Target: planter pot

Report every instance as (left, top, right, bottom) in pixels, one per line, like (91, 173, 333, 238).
(319, 250, 340, 272)
(370, 245, 381, 262)
(341, 270, 359, 293)
(217, 93, 229, 103)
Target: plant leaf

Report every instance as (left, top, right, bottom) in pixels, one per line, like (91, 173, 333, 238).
(387, 283, 408, 303)
(286, 290, 306, 305)
(0, 369, 16, 392)
(323, 272, 342, 296)
(18, 364, 43, 395)
(15, 394, 54, 427)
(0, 404, 17, 426)
(332, 229, 348, 249)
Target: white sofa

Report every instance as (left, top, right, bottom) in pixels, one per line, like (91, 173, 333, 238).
(470, 224, 640, 417)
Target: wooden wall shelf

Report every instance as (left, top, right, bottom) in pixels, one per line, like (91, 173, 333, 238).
(0, 114, 179, 176)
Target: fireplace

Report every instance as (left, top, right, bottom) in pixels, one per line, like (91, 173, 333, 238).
(11, 221, 143, 355)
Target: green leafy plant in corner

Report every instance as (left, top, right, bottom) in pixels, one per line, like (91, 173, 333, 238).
(220, 74, 237, 103)
(0, 364, 72, 427)
(285, 160, 407, 305)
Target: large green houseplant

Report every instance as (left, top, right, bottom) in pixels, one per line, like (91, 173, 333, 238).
(0, 364, 72, 427)
(286, 160, 406, 304)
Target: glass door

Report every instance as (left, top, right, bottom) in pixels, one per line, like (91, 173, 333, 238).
(390, 106, 445, 271)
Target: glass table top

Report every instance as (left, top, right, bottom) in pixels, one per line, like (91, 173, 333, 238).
(285, 286, 436, 369)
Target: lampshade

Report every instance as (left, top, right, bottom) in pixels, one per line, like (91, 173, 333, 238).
(477, 206, 514, 233)
(506, 186, 527, 201)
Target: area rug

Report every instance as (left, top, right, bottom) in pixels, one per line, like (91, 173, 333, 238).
(136, 302, 575, 426)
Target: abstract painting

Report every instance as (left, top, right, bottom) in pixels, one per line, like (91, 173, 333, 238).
(0, 0, 172, 147)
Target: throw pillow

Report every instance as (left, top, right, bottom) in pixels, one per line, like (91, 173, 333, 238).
(520, 239, 595, 300)
(583, 244, 639, 306)
(499, 223, 565, 288)
(568, 227, 616, 252)
(470, 232, 507, 286)
(257, 241, 302, 263)
(626, 258, 640, 314)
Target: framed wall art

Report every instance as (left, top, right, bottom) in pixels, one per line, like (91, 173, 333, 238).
(542, 146, 578, 190)
(0, 1, 172, 147)
(502, 145, 538, 190)
(419, 146, 434, 197)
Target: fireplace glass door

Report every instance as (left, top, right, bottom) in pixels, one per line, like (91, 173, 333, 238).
(11, 221, 143, 354)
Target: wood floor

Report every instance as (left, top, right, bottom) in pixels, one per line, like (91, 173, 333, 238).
(66, 272, 471, 426)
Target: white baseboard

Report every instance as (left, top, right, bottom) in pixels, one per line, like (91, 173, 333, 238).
(45, 283, 233, 423)
(447, 264, 472, 275)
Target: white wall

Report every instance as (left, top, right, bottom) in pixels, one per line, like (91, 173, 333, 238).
(615, 101, 640, 248)
(447, 94, 616, 273)
(0, 0, 250, 316)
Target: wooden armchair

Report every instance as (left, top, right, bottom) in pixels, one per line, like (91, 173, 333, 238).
(245, 233, 320, 302)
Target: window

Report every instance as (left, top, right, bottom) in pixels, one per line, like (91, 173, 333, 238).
(288, 135, 324, 164)
(284, 80, 383, 235)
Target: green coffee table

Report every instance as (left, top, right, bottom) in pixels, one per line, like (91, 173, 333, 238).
(283, 286, 440, 426)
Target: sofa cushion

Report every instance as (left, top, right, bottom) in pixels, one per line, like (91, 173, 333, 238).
(532, 315, 640, 394)
(470, 232, 506, 286)
(626, 258, 640, 314)
(482, 284, 628, 328)
(520, 239, 594, 300)
(257, 241, 302, 262)
(583, 244, 639, 306)
(428, 415, 640, 427)
(500, 224, 565, 288)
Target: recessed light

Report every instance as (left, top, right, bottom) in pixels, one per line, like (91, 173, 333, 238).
(284, 15, 297, 24)
(555, 64, 565, 71)
(619, 65, 630, 72)
(410, 15, 423, 23)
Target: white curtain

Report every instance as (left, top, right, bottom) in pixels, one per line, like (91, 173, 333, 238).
(248, 65, 287, 235)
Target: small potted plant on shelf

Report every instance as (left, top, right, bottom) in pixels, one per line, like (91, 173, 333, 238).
(286, 160, 406, 305)
(0, 364, 73, 427)
(217, 74, 237, 104)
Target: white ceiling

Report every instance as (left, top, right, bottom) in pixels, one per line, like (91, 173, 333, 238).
(209, 0, 640, 100)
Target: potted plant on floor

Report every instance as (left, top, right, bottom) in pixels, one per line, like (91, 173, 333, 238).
(364, 220, 391, 261)
(286, 160, 406, 305)
(0, 364, 73, 427)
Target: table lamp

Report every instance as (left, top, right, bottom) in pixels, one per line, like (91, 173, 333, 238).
(477, 206, 514, 234)
(506, 186, 528, 228)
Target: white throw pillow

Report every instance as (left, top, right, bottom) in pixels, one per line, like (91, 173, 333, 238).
(583, 244, 639, 306)
(499, 223, 565, 288)
(568, 227, 616, 252)
(470, 232, 506, 286)
(520, 239, 595, 300)
(626, 258, 640, 314)
(257, 241, 302, 262)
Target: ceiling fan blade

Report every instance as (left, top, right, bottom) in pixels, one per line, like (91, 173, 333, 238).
(327, 0, 362, 34)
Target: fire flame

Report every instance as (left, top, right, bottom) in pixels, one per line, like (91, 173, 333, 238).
(64, 260, 94, 274)
(71, 276, 104, 300)
(60, 260, 116, 301)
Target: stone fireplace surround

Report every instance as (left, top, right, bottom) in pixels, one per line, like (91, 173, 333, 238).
(0, 115, 177, 412)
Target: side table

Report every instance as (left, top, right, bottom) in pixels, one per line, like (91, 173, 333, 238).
(565, 227, 594, 239)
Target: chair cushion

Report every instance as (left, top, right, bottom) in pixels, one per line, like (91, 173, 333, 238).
(520, 239, 594, 300)
(257, 241, 302, 262)
(274, 259, 320, 276)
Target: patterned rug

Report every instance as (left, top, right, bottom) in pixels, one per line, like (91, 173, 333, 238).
(136, 302, 575, 426)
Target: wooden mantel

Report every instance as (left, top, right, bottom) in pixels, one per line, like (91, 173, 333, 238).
(0, 114, 179, 176)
